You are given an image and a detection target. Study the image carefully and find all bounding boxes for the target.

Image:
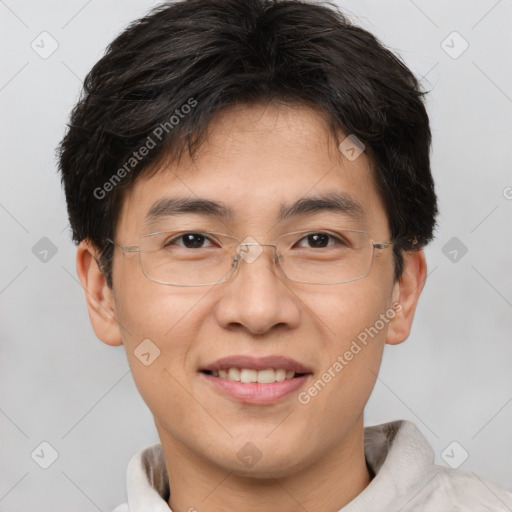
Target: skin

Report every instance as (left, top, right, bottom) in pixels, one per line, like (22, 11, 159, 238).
(77, 102, 426, 512)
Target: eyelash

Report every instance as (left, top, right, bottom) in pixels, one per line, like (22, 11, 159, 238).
(164, 233, 216, 248)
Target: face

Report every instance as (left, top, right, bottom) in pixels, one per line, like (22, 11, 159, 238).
(84, 103, 419, 478)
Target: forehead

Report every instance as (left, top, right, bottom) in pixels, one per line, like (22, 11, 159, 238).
(117, 103, 389, 238)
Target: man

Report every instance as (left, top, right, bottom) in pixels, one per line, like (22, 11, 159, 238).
(57, 0, 512, 510)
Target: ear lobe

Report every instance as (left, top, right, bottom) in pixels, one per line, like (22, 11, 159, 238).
(76, 240, 123, 346)
(386, 249, 427, 346)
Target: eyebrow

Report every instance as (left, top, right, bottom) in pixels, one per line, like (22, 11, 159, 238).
(143, 192, 365, 229)
(278, 192, 365, 222)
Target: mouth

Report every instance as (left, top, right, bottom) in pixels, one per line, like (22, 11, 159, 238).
(200, 368, 309, 383)
(199, 355, 313, 404)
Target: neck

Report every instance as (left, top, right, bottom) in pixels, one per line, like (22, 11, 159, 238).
(156, 416, 371, 512)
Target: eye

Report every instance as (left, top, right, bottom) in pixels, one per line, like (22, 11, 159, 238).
(294, 232, 345, 249)
(164, 232, 216, 249)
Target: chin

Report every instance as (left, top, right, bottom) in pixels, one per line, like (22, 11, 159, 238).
(209, 435, 316, 479)
(226, 455, 310, 480)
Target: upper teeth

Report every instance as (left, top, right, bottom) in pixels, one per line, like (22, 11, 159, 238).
(213, 368, 296, 383)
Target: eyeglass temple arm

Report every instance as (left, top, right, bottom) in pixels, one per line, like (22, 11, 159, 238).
(374, 242, 392, 250)
(106, 238, 140, 254)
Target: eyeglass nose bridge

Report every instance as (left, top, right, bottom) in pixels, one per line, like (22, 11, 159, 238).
(231, 238, 280, 267)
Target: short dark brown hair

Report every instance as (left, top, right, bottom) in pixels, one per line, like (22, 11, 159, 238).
(57, 0, 437, 286)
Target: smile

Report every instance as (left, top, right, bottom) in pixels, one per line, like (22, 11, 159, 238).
(202, 368, 302, 383)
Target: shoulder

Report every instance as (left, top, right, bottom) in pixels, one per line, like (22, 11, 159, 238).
(414, 466, 512, 511)
(361, 420, 512, 511)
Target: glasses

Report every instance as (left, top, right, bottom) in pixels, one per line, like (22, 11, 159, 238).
(107, 228, 392, 286)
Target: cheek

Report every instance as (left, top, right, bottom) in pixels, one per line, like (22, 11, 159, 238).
(295, 279, 393, 413)
(112, 263, 210, 397)
(296, 273, 394, 345)
(113, 286, 209, 435)
(113, 253, 202, 343)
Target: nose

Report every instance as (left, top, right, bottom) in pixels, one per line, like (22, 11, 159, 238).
(213, 243, 301, 335)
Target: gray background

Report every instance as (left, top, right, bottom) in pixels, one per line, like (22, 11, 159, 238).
(1, 0, 511, 510)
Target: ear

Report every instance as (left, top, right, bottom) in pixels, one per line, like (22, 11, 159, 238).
(76, 240, 123, 346)
(386, 249, 427, 346)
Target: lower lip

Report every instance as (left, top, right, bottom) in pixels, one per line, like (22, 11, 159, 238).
(200, 372, 311, 404)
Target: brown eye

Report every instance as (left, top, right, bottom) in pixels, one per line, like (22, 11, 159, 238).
(164, 233, 214, 249)
(295, 232, 339, 249)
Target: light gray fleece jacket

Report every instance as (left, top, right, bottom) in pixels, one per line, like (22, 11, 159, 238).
(112, 420, 512, 511)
